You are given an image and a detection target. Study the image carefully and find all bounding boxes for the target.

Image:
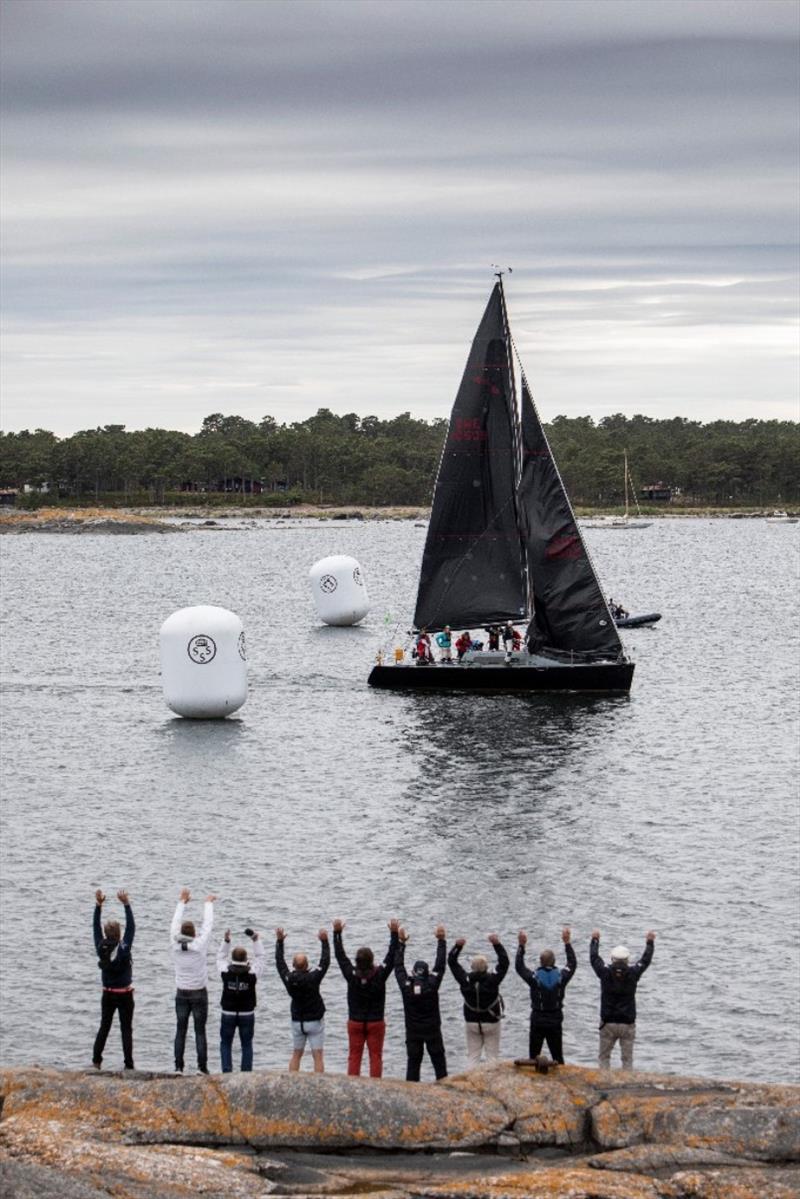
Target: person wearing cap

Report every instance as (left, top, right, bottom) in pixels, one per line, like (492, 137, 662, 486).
(170, 887, 217, 1074)
(92, 888, 135, 1070)
(590, 929, 656, 1070)
(275, 926, 330, 1072)
(332, 917, 399, 1078)
(447, 933, 509, 1068)
(395, 925, 448, 1081)
(216, 928, 265, 1073)
(515, 927, 576, 1063)
(435, 626, 453, 663)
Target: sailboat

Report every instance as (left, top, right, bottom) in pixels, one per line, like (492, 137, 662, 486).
(368, 277, 634, 693)
(582, 451, 652, 529)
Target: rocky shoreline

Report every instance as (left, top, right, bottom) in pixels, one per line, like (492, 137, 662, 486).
(1, 1062, 797, 1197)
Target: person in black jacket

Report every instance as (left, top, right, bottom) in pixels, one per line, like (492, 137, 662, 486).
(448, 933, 509, 1069)
(590, 929, 656, 1070)
(516, 927, 576, 1063)
(275, 926, 330, 1073)
(92, 888, 135, 1070)
(217, 928, 265, 1072)
(395, 924, 448, 1081)
(333, 917, 399, 1078)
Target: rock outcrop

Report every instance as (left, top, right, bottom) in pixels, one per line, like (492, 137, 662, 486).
(1, 1063, 797, 1197)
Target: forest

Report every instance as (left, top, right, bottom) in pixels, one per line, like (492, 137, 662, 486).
(1, 410, 798, 508)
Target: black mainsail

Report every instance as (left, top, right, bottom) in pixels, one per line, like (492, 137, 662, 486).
(517, 379, 622, 659)
(413, 284, 526, 632)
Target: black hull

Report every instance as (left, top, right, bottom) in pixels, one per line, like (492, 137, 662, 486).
(615, 613, 661, 629)
(368, 660, 634, 693)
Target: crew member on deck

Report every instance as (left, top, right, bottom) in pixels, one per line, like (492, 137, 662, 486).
(455, 631, 472, 661)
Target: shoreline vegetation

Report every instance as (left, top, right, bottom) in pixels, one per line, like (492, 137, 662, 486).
(0, 503, 797, 534)
(2, 411, 798, 513)
(1, 1062, 797, 1198)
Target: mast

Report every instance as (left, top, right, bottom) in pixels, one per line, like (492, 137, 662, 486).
(495, 271, 530, 619)
(624, 449, 629, 517)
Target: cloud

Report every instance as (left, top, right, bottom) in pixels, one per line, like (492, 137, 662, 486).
(1, 0, 798, 433)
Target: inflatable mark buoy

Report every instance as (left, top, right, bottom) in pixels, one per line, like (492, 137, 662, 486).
(309, 555, 370, 626)
(160, 605, 247, 718)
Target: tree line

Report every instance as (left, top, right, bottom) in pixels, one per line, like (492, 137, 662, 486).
(1, 410, 798, 508)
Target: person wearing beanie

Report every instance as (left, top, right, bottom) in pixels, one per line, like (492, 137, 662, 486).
(590, 929, 656, 1069)
(395, 925, 448, 1081)
(332, 917, 399, 1078)
(216, 928, 265, 1073)
(170, 887, 217, 1074)
(447, 933, 509, 1069)
(516, 926, 576, 1064)
(92, 888, 135, 1070)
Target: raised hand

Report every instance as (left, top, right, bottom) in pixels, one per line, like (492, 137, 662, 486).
(561, 927, 571, 943)
(454, 937, 466, 949)
(224, 928, 231, 943)
(646, 930, 657, 942)
(488, 933, 499, 946)
(591, 929, 600, 941)
(517, 929, 527, 946)
(205, 894, 218, 903)
(179, 888, 191, 904)
(117, 890, 130, 906)
(251, 931, 259, 941)
(332, 918, 344, 934)
(398, 927, 409, 943)
(318, 928, 329, 941)
(434, 924, 446, 940)
(388, 917, 399, 933)
(275, 927, 285, 941)
(95, 889, 105, 906)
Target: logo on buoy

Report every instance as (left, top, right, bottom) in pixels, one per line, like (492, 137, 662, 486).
(237, 631, 246, 660)
(320, 574, 338, 593)
(187, 634, 217, 664)
(353, 567, 363, 586)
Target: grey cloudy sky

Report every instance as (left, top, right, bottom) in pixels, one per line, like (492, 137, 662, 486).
(1, 0, 798, 435)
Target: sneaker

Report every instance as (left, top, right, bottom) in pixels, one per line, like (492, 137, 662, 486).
(197, 1066, 209, 1075)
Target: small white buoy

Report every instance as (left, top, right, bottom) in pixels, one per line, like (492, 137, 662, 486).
(160, 605, 247, 718)
(309, 555, 370, 626)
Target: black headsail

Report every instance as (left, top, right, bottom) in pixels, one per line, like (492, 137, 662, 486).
(518, 378, 623, 659)
(413, 283, 526, 632)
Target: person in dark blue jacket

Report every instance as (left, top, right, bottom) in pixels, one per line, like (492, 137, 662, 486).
(590, 929, 656, 1070)
(516, 927, 576, 1064)
(395, 925, 448, 1081)
(92, 888, 135, 1070)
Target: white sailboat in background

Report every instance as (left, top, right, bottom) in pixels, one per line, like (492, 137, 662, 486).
(582, 450, 652, 529)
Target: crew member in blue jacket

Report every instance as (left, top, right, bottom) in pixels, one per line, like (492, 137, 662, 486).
(92, 888, 135, 1070)
(590, 929, 656, 1070)
(516, 926, 576, 1063)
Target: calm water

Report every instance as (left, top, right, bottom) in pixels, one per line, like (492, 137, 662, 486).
(1, 518, 798, 1083)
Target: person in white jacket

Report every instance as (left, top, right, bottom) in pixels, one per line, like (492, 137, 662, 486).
(216, 929, 265, 1072)
(170, 887, 217, 1073)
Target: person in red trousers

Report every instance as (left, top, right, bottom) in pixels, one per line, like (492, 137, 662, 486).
(332, 917, 399, 1077)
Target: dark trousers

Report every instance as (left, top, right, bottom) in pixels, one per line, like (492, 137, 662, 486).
(93, 990, 134, 1068)
(175, 988, 208, 1070)
(220, 1011, 255, 1072)
(406, 1029, 447, 1081)
(530, 1022, 564, 1064)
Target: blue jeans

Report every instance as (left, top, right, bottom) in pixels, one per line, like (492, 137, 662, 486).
(220, 1011, 255, 1072)
(175, 988, 208, 1071)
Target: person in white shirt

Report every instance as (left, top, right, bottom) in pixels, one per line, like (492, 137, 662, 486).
(216, 928, 266, 1072)
(170, 887, 217, 1074)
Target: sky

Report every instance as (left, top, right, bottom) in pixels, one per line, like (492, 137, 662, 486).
(1, 0, 798, 436)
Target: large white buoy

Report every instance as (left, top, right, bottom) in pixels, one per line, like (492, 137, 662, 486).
(309, 555, 370, 626)
(160, 605, 247, 718)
